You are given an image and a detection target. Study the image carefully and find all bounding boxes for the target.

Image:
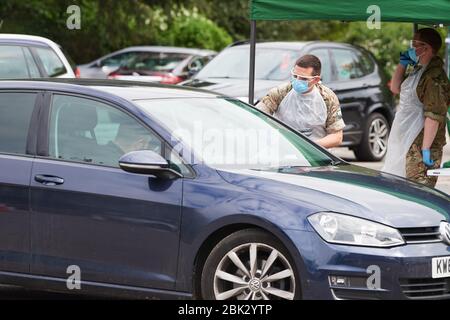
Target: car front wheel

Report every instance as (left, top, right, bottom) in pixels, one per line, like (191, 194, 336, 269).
(201, 229, 300, 300)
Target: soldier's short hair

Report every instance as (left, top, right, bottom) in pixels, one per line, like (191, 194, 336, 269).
(295, 55, 321, 76)
(415, 28, 442, 53)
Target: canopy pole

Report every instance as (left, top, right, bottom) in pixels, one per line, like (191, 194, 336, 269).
(249, 20, 256, 105)
(413, 23, 418, 34)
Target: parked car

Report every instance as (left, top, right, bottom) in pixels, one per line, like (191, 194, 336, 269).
(0, 34, 77, 79)
(182, 41, 395, 161)
(78, 46, 216, 84)
(0, 79, 448, 300)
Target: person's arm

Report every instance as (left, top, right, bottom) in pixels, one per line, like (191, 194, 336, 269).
(255, 82, 291, 115)
(422, 117, 440, 150)
(316, 130, 343, 149)
(417, 68, 448, 166)
(319, 85, 345, 148)
(390, 64, 407, 95)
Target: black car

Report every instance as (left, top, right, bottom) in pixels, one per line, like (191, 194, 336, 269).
(182, 41, 395, 161)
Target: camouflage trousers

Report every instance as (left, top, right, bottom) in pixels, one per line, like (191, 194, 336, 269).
(405, 143, 443, 188)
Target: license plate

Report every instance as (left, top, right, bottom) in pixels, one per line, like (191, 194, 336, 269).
(432, 256, 450, 279)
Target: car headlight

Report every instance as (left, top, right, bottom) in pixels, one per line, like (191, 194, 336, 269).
(308, 212, 405, 247)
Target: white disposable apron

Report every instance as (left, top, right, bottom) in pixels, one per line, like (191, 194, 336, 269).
(274, 87, 328, 141)
(382, 67, 426, 177)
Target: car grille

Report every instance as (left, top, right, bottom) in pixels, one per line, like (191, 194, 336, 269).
(398, 226, 442, 244)
(400, 278, 450, 299)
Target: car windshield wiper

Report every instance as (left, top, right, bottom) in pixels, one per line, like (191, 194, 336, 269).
(250, 160, 345, 172)
(250, 165, 314, 172)
(328, 159, 344, 166)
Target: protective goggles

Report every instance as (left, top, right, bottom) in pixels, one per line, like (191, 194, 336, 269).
(290, 69, 319, 81)
(409, 40, 429, 49)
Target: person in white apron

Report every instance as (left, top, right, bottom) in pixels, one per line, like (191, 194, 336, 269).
(382, 67, 426, 177)
(274, 82, 328, 141)
(382, 28, 448, 188)
(256, 55, 345, 149)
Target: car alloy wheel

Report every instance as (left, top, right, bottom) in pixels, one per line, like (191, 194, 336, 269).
(213, 242, 296, 300)
(368, 117, 389, 158)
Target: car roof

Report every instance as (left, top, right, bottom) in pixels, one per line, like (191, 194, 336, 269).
(0, 78, 221, 101)
(229, 41, 358, 50)
(0, 33, 59, 47)
(114, 46, 216, 56)
(230, 41, 310, 50)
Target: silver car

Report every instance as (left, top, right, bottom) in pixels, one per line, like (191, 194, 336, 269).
(0, 34, 76, 79)
(78, 46, 216, 84)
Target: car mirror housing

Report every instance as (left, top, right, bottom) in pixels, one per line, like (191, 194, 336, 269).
(119, 150, 182, 180)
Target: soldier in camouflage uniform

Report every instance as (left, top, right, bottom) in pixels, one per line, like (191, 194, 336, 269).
(256, 55, 345, 149)
(388, 28, 449, 188)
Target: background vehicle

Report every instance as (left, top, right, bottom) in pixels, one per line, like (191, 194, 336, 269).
(182, 41, 395, 161)
(0, 79, 448, 300)
(0, 34, 76, 79)
(78, 46, 216, 84)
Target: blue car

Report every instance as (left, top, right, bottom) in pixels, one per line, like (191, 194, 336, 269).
(0, 79, 449, 300)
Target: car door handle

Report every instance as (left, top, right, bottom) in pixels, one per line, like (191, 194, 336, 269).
(34, 175, 65, 186)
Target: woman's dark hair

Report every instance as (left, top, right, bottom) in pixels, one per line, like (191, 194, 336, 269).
(415, 28, 443, 53)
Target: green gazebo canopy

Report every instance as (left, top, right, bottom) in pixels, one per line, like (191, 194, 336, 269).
(247, 0, 450, 103)
(250, 0, 450, 25)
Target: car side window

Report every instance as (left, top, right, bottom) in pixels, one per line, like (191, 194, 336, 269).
(0, 92, 37, 155)
(33, 47, 67, 77)
(0, 45, 31, 79)
(49, 95, 163, 168)
(166, 148, 194, 178)
(332, 49, 365, 80)
(355, 50, 375, 75)
(100, 52, 136, 68)
(309, 49, 332, 83)
(23, 47, 41, 78)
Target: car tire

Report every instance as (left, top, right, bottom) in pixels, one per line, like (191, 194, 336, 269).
(200, 229, 300, 300)
(354, 112, 390, 162)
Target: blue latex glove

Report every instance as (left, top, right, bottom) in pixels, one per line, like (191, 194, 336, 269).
(422, 149, 435, 167)
(399, 51, 415, 67)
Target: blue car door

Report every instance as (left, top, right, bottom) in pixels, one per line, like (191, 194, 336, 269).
(30, 93, 183, 290)
(0, 91, 40, 274)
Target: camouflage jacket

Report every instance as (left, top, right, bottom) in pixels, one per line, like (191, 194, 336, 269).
(256, 82, 345, 134)
(410, 56, 450, 150)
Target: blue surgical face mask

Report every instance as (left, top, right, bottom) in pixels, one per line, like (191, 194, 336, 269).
(291, 78, 310, 94)
(407, 47, 419, 64)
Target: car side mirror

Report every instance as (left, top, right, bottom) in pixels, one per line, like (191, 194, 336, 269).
(187, 61, 202, 76)
(119, 150, 183, 179)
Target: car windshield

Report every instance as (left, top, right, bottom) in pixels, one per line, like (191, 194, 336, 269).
(121, 52, 190, 72)
(137, 98, 337, 170)
(195, 47, 298, 81)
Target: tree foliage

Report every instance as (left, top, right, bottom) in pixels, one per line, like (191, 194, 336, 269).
(0, 0, 447, 77)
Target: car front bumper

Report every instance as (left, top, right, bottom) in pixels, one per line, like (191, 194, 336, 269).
(285, 229, 450, 300)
